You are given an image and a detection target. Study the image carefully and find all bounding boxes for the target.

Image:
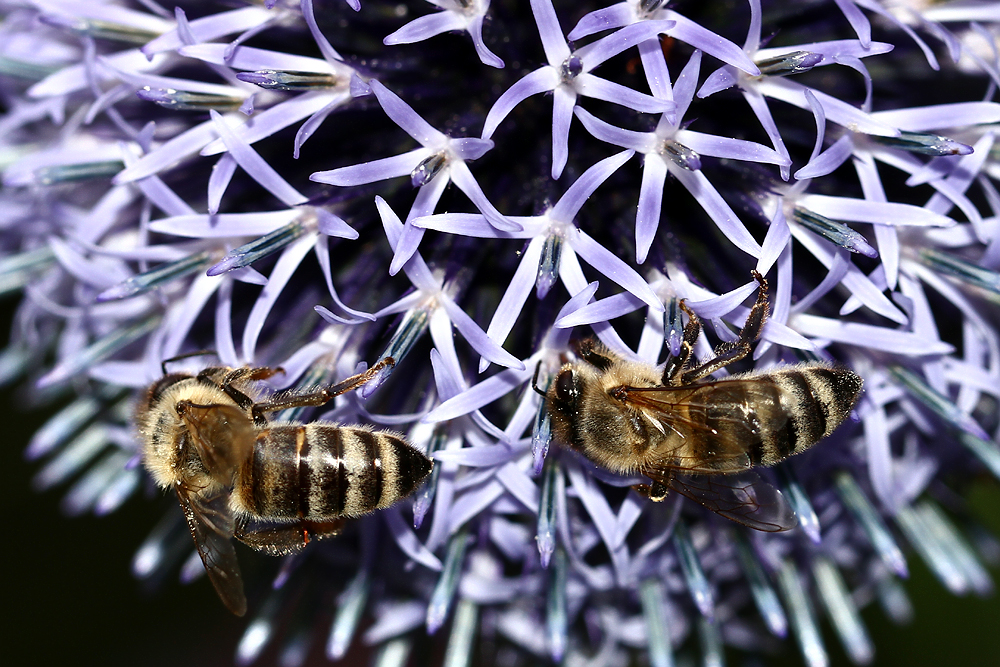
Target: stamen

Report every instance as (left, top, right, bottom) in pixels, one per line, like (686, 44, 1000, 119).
(137, 86, 245, 112)
(536, 235, 562, 299)
(443, 598, 478, 667)
(132, 510, 188, 580)
(546, 548, 568, 663)
(639, 579, 675, 667)
(756, 51, 823, 76)
(99, 251, 213, 301)
(674, 521, 714, 620)
(32, 160, 125, 185)
(895, 503, 968, 594)
(916, 248, 1000, 295)
(327, 570, 371, 659)
(734, 531, 788, 637)
(560, 55, 583, 81)
(870, 131, 972, 157)
(38, 13, 162, 45)
(791, 206, 878, 258)
(427, 529, 470, 634)
(812, 557, 874, 665)
(413, 427, 448, 529)
(208, 222, 306, 275)
(835, 471, 908, 577)
(777, 466, 821, 543)
(664, 297, 684, 358)
(777, 559, 828, 667)
(889, 365, 990, 440)
(660, 140, 701, 171)
(373, 637, 413, 667)
(411, 153, 448, 188)
(697, 617, 724, 667)
(536, 455, 561, 568)
(237, 70, 339, 91)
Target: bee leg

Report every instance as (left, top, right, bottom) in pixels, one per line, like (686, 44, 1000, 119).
(679, 271, 770, 384)
(575, 338, 614, 371)
(632, 480, 670, 502)
(236, 518, 347, 556)
(250, 357, 395, 419)
(530, 361, 548, 397)
(204, 366, 284, 416)
(662, 300, 702, 386)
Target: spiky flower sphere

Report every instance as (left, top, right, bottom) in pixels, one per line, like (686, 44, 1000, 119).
(2, 1, 1000, 666)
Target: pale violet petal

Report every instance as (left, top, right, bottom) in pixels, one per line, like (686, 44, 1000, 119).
(795, 135, 854, 180)
(440, 296, 524, 370)
(664, 11, 759, 74)
(530, 0, 570, 66)
(482, 67, 560, 139)
(798, 195, 956, 227)
(671, 167, 762, 257)
(567, 5, 632, 41)
(571, 228, 662, 311)
(469, 16, 504, 69)
(311, 149, 427, 186)
(370, 80, 448, 147)
(871, 102, 1000, 132)
(551, 150, 634, 222)
(481, 237, 545, 372)
(756, 207, 791, 276)
(555, 292, 644, 328)
(577, 19, 675, 70)
(551, 84, 576, 179)
(636, 156, 669, 264)
(678, 130, 788, 165)
(200, 91, 338, 156)
(790, 314, 954, 356)
(383, 11, 467, 45)
(575, 74, 674, 114)
(149, 210, 301, 237)
(574, 108, 654, 152)
(208, 110, 306, 207)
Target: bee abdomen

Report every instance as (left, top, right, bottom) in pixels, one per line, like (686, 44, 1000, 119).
(756, 365, 863, 466)
(239, 424, 432, 520)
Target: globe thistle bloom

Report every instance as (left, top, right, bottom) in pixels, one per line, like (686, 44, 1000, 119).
(3, 1, 1000, 666)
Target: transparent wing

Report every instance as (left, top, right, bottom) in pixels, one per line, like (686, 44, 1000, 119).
(656, 470, 798, 532)
(177, 401, 256, 481)
(176, 483, 247, 615)
(622, 380, 782, 473)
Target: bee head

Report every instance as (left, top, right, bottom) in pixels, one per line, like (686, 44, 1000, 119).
(136, 373, 192, 420)
(549, 366, 581, 412)
(545, 364, 588, 453)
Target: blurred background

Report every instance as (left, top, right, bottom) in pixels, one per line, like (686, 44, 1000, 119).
(4, 292, 999, 667)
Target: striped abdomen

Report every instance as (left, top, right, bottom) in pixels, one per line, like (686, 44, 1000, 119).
(668, 364, 863, 471)
(235, 423, 433, 520)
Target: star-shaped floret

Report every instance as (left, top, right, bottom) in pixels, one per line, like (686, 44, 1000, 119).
(312, 80, 516, 275)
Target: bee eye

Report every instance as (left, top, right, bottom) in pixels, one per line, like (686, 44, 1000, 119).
(554, 369, 577, 404)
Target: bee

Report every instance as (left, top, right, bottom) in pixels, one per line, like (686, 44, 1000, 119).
(136, 357, 433, 615)
(541, 271, 863, 532)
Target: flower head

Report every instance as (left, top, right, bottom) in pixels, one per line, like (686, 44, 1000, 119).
(3, 1, 1000, 666)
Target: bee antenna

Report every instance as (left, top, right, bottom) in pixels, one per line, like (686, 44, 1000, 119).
(161, 349, 218, 375)
(531, 361, 547, 398)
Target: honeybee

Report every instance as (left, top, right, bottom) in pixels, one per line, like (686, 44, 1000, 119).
(541, 271, 863, 532)
(136, 357, 433, 615)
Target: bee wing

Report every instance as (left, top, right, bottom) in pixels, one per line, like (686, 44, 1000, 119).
(664, 472, 798, 532)
(623, 383, 768, 473)
(176, 483, 247, 616)
(178, 402, 256, 481)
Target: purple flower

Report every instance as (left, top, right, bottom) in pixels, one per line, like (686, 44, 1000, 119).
(3, 2, 1000, 667)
